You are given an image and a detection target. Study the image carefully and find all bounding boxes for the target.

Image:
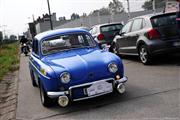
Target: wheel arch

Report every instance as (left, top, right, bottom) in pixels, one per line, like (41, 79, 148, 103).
(137, 40, 147, 53)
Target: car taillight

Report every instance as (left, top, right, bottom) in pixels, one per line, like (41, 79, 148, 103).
(147, 29, 160, 40)
(97, 34, 105, 40)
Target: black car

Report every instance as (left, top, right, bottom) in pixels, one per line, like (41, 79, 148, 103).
(111, 12, 180, 64)
(90, 22, 123, 45)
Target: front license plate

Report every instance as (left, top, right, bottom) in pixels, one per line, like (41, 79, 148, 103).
(86, 81, 113, 96)
(173, 42, 180, 47)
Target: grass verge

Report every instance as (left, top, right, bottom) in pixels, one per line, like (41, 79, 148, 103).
(0, 42, 19, 81)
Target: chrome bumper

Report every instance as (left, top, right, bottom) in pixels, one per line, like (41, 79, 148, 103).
(47, 76, 128, 99)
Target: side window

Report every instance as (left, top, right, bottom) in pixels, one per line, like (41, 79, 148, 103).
(131, 19, 143, 32)
(121, 21, 133, 34)
(32, 39, 39, 55)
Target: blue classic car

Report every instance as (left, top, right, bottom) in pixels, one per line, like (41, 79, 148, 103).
(29, 28, 127, 107)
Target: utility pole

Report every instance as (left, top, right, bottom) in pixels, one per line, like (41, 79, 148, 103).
(127, 0, 130, 18)
(47, 0, 53, 30)
(152, 0, 156, 14)
(32, 14, 35, 23)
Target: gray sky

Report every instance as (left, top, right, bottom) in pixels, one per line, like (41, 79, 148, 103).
(0, 0, 146, 35)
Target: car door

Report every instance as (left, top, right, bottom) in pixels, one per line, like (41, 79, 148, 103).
(125, 18, 143, 54)
(29, 39, 40, 84)
(116, 20, 133, 54)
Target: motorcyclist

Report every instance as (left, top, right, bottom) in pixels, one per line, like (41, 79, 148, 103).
(20, 36, 30, 53)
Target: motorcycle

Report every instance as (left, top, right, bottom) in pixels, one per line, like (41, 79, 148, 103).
(22, 43, 29, 56)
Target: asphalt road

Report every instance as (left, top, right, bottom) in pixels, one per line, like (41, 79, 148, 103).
(16, 54, 180, 120)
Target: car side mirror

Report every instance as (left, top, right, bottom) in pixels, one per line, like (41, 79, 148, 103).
(119, 31, 125, 36)
(101, 44, 106, 49)
(114, 31, 120, 37)
(100, 44, 109, 51)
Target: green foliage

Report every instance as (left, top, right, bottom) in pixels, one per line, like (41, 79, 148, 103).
(90, 0, 124, 16)
(108, 0, 124, 14)
(0, 42, 19, 80)
(71, 13, 80, 20)
(142, 0, 165, 10)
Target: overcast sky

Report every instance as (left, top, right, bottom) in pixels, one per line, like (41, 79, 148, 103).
(0, 0, 146, 35)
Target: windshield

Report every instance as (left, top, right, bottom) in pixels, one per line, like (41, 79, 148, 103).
(42, 33, 96, 55)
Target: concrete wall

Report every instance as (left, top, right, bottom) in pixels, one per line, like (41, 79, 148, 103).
(36, 20, 68, 33)
(55, 9, 164, 29)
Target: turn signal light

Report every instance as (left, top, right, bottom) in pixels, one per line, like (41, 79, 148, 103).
(115, 75, 120, 80)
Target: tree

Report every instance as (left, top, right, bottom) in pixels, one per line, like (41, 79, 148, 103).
(71, 13, 80, 20)
(89, 0, 124, 16)
(99, 7, 111, 15)
(90, 8, 110, 16)
(142, 0, 166, 10)
(59, 16, 66, 21)
(108, 0, 124, 14)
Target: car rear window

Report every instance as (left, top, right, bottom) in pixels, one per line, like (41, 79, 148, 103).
(100, 24, 123, 32)
(151, 13, 176, 27)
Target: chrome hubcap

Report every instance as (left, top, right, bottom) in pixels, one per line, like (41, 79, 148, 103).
(140, 47, 147, 63)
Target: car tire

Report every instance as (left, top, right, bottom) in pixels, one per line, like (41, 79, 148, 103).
(30, 70, 38, 87)
(139, 45, 152, 65)
(39, 82, 52, 107)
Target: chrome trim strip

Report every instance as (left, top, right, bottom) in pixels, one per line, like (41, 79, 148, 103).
(119, 46, 136, 50)
(69, 78, 114, 90)
(73, 90, 113, 101)
(117, 52, 138, 56)
(47, 91, 69, 98)
(29, 60, 50, 79)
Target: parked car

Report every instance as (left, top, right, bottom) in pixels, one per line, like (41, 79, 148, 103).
(89, 22, 123, 45)
(29, 28, 127, 107)
(111, 12, 180, 64)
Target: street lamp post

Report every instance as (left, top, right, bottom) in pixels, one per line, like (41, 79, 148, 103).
(127, 0, 130, 18)
(47, 0, 53, 30)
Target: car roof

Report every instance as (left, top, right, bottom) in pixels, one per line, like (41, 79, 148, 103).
(131, 12, 176, 20)
(92, 22, 123, 28)
(35, 28, 89, 40)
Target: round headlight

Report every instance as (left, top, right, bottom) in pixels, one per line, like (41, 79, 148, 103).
(60, 72, 71, 84)
(108, 63, 118, 73)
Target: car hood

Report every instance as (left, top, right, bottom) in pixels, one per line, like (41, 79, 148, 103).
(42, 48, 122, 85)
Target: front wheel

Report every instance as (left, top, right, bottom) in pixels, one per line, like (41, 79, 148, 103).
(39, 82, 52, 107)
(139, 45, 152, 65)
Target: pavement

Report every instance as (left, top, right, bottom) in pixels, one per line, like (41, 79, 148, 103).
(16, 54, 180, 120)
(0, 71, 18, 120)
